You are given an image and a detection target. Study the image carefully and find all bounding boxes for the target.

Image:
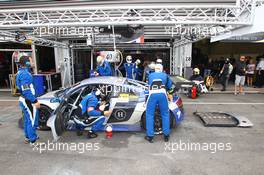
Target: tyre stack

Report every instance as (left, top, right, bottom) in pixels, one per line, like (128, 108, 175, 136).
(74, 64, 89, 82)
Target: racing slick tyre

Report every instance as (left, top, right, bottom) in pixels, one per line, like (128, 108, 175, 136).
(141, 111, 175, 134)
(38, 105, 53, 130)
(18, 105, 53, 131)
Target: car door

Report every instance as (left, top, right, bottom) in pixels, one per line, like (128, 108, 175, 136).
(107, 84, 140, 123)
(47, 85, 91, 141)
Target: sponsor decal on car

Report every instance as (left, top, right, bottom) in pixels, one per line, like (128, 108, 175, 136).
(114, 109, 127, 121)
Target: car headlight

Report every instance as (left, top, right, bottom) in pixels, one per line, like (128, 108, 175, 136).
(50, 98, 61, 103)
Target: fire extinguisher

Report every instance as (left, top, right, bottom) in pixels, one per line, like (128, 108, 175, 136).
(191, 85, 197, 99)
(105, 125, 113, 138)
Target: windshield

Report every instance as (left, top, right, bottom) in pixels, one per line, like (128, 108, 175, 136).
(54, 87, 70, 98)
(54, 82, 80, 98)
(125, 79, 147, 88)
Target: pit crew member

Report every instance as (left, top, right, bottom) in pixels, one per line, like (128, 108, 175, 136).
(16, 56, 40, 145)
(145, 64, 174, 143)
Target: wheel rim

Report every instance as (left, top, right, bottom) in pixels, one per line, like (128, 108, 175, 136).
(154, 111, 163, 134)
(39, 108, 50, 128)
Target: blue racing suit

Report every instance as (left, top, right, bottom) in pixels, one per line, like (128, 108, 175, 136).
(79, 92, 106, 132)
(145, 68, 154, 82)
(146, 72, 173, 137)
(124, 63, 136, 79)
(97, 60, 112, 76)
(16, 68, 39, 142)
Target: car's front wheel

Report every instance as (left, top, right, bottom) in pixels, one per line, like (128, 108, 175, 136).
(18, 105, 53, 130)
(38, 105, 53, 130)
(141, 110, 175, 134)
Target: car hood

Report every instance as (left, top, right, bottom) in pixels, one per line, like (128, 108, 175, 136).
(38, 90, 60, 99)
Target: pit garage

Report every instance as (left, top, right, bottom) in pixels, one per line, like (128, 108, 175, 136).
(0, 1, 264, 175)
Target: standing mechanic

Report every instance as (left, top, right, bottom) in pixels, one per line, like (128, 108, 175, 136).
(16, 56, 40, 144)
(145, 64, 174, 143)
(95, 56, 112, 76)
(78, 88, 112, 138)
(123, 55, 136, 79)
(135, 59, 143, 81)
(219, 58, 233, 91)
(144, 61, 156, 82)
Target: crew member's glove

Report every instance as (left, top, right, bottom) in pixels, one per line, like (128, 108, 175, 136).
(104, 110, 112, 117)
(34, 101, 41, 109)
(167, 94, 173, 102)
(99, 104, 106, 111)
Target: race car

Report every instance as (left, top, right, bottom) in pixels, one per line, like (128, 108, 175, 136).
(39, 76, 184, 140)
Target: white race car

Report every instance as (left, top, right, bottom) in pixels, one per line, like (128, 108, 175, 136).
(35, 77, 184, 140)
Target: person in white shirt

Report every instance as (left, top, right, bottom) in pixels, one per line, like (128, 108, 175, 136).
(246, 59, 256, 87)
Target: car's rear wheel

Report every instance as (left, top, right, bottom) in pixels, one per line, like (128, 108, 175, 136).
(141, 110, 175, 134)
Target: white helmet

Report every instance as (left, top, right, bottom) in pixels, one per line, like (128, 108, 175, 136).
(156, 59, 162, 64)
(135, 59, 141, 65)
(193, 68, 200, 75)
(148, 62, 156, 70)
(97, 56, 104, 65)
(155, 64, 163, 73)
(126, 55, 132, 63)
(95, 89, 101, 96)
(95, 88, 107, 99)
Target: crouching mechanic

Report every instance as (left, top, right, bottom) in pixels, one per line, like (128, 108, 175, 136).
(16, 56, 40, 144)
(145, 64, 174, 143)
(77, 89, 112, 138)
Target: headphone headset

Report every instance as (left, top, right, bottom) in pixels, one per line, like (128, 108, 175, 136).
(25, 61, 31, 67)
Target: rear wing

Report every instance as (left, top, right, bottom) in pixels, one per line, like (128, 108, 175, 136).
(170, 75, 195, 91)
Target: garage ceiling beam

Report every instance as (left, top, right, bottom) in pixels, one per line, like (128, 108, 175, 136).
(71, 42, 171, 49)
(0, 0, 253, 29)
(0, 30, 68, 48)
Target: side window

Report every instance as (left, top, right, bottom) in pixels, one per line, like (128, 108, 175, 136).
(67, 86, 92, 105)
(96, 84, 114, 99)
(67, 89, 82, 104)
(80, 86, 92, 98)
(111, 85, 120, 97)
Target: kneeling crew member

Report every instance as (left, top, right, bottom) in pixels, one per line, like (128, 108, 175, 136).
(16, 56, 40, 144)
(79, 89, 112, 138)
(145, 64, 173, 143)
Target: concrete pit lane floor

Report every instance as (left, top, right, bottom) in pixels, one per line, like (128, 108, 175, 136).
(0, 93, 263, 175)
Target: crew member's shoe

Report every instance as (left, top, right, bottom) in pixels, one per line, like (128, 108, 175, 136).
(24, 138, 30, 144)
(145, 136, 154, 143)
(164, 135, 170, 142)
(25, 136, 39, 144)
(87, 131, 98, 139)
